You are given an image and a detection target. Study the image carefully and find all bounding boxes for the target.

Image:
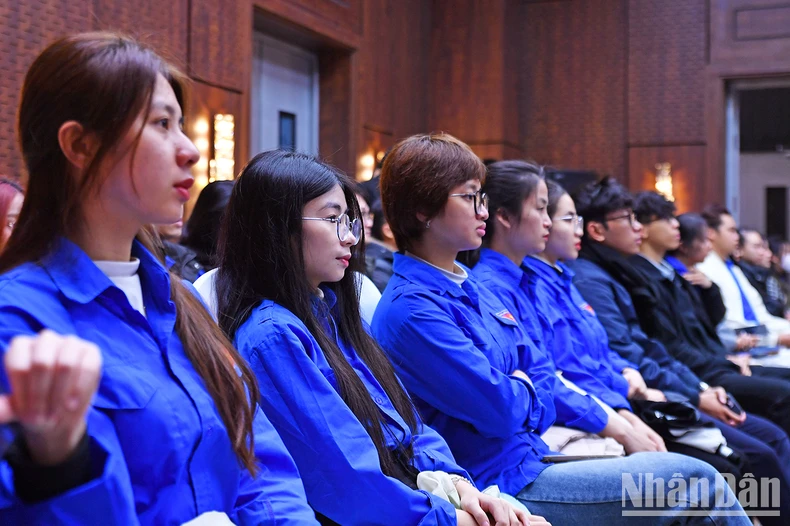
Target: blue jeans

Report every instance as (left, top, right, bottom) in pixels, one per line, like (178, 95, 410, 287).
(516, 453, 750, 525)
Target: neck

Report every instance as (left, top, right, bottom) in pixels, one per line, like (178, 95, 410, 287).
(713, 246, 730, 260)
(489, 235, 528, 268)
(409, 238, 458, 273)
(538, 249, 559, 266)
(639, 242, 666, 264)
(70, 205, 139, 262)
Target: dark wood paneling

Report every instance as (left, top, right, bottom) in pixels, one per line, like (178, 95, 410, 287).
(0, 0, 92, 178)
(319, 48, 356, 175)
(628, 145, 707, 213)
(92, 0, 189, 69)
(628, 0, 707, 145)
(189, 0, 251, 92)
(428, 0, 523, 159)
(710, 0, 790, 68)
(523, 0, 627, 178)
(253, 0, 362, 49)
(735, 5, 790, 40)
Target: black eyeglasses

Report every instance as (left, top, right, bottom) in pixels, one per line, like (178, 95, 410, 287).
(449, 190, 489, 215)
(302, 213, 362, 245)
(604, 211, 638, 227)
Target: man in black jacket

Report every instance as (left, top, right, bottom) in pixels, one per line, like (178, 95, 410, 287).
(631, 191, 790, 438)
(739, 229, 788, 318)
(572, 182, 790, 522)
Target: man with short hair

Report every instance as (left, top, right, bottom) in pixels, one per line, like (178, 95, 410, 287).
(738, 229, 788, 318)
(697, 205, 790, 347)
(570, 183, 790, 522)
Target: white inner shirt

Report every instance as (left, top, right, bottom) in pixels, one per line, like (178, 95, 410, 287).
(94, 258, 146, 317)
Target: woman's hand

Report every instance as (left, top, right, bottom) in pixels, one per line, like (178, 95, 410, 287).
(622, 367, 648, 399)
(682, 268, 712, 289)
(0, 331, 102, 465)
(455, 479, 546, 525)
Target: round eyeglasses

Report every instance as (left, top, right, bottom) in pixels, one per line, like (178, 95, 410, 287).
(557, 213, 584, 232)
(449, 190, 489, 215)
(302, 213, 362, 245)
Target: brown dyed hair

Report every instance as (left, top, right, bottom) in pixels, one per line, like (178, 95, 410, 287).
(380, 132, 486, 252)
(0, 179, 23, 249)
(2, 32, 260, 474)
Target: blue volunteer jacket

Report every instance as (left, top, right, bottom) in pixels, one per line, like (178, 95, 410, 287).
(524, 256, 633, 409)
(568, 257, 704, 405)
(371, 253, 556, 495)
(472, 249, 613, 429)
(233, 286, 465, 525)
(0, 238, 316, 525)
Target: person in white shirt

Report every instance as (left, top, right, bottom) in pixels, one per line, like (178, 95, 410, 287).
(697, 205, 790, 368)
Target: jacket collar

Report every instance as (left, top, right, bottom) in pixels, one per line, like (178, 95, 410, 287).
(43, 237, 170, 305)
(392, 252, 472, 299)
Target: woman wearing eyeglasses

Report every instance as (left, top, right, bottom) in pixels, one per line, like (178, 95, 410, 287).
(0, 179, 23, 253)
(215, 150, 533, 525)
(371, 133, 748, 524)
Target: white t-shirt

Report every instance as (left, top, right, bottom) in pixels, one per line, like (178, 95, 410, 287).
(94, 258, 146, 317)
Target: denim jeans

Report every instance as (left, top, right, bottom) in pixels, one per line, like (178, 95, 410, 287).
(516, 452, 750, 525)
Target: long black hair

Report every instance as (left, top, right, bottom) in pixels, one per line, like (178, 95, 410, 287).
(181, 180, 234, 267)
(216, 150, 419, 477)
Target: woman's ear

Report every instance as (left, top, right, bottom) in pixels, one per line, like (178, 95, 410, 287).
(495, 209, 512, 231)
(58, 121, 99, 171)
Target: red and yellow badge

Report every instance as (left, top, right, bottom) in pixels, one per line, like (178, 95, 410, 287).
(495, 309, 517, 323)
(580, 303, 595, 315)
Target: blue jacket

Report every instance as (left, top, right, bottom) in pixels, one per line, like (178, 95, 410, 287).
(371, 254, 556, 495)
(233, 287, 464, 525)
(568, 257, 703, 405)
(472, 249, 612, 429)
(523, 257, 633, 409)
(0, 238, 316, 525)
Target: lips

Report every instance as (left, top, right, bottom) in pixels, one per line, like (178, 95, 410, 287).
(476, 225, 486, 236)
(174, 178, 194, 201)
(337, 255, 351, 268)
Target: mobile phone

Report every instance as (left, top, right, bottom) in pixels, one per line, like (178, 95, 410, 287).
(726, 393, 743, 416)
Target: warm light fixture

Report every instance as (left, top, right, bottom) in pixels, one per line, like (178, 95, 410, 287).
(213, 114, 235, 181)
(654, 162, 675, 202)
(358, 152, 376, 181)
(192, 117, 211, 187)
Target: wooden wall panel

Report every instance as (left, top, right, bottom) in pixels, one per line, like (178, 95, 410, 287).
(189, 0, 251, 92)
(629, 145, 707, 213)
(253, 0, 362, 48)
(628, 0, 707, 146)
(319, 48, 356, 175)
(91, 0, 189, 69)
(429, 0, 523, 159)
(0, 0, 92, 178)
(523, 0, 627, 178)
(710, 0, 790, 69)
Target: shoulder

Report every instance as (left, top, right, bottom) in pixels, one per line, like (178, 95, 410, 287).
(234, 300, 315, 354)
(0, 263, 62, 312)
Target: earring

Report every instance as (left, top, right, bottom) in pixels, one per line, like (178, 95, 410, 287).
(425, 220, 431, 229)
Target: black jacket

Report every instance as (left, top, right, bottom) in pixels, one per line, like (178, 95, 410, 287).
(628, 255, 740, 383)
(739, 260, 786, 318)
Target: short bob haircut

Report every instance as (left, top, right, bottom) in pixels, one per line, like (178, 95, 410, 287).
(380, 133, 486, 252)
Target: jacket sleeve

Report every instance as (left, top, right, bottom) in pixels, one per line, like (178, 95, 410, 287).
(240, 327, 458, 526)
(0, 310, 141, 526)
(697, 282, 727, 328)
(573, 274, 701, 404)
(410, 423, 473, 483)
(234, 407, 319, 525)
(376, 294, 554, 439)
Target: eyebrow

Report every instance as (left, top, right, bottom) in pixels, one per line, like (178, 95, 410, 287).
(318, 202, 345, 213)
(151, 102, 181, 119)
(537, 197, 548, 205)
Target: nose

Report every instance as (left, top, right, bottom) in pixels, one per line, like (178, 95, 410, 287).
(633, 220, 643, 233)
(178, 133, 200, 168)
(342, 231, 358, 247)
(477, 206, 489, 221)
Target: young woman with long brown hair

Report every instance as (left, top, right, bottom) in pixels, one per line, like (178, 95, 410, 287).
(0, 33, 316, 525)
